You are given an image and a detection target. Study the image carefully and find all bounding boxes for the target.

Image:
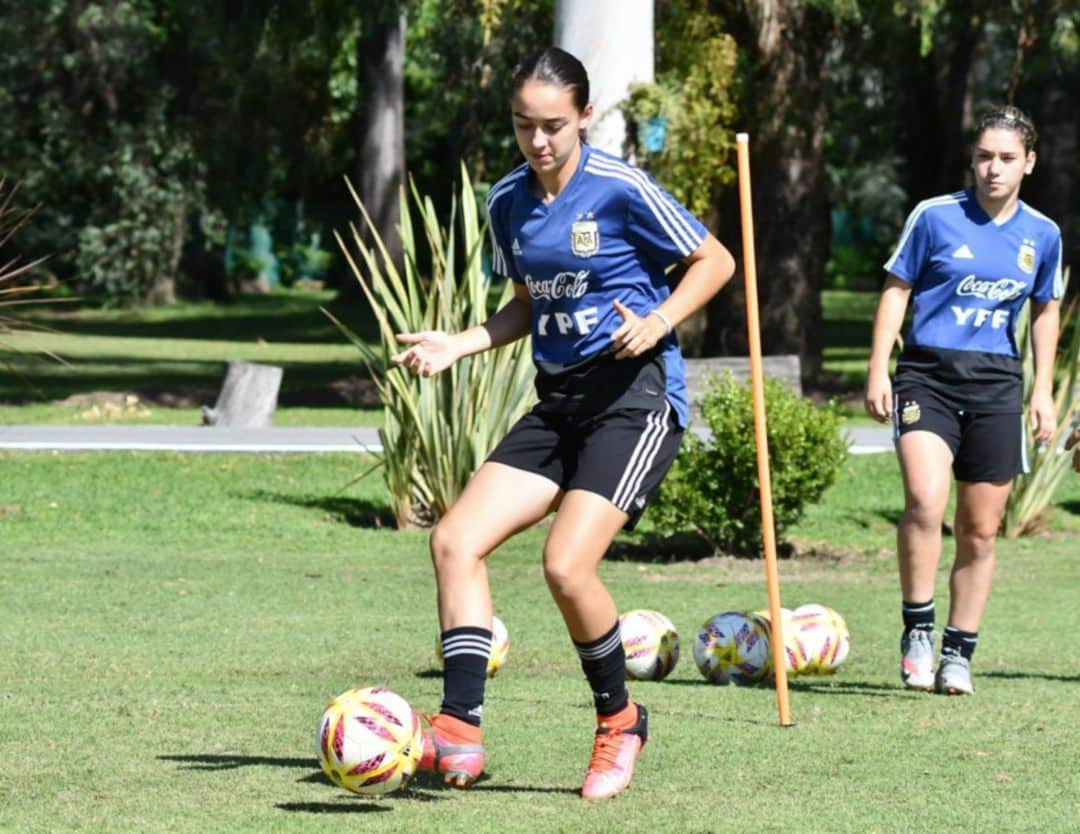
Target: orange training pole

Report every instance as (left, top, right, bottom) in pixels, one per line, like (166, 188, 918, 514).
(735, 132, 792, 727)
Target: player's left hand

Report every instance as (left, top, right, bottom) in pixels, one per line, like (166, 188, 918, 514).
(1028, 390, 1057, 445)
(611, 299, 668, 360)
(1065, 428, 1080, 473)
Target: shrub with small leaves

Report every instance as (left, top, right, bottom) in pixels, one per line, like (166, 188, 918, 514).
(650, 373, 848, 555)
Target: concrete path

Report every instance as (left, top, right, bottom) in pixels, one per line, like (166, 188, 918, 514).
(0, 423, 895, 455)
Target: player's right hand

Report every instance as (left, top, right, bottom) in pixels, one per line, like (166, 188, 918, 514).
(864, 372, 893, 424)
(391, 330, 459, 377)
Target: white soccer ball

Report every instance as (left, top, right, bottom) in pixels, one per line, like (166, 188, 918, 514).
(750, 607, 809, 677)
(620, 609, 680, 681)
(434, 615, 510, 678)
(792, 604, 851, 674)
(693, 611, 748, 685)
(316, 686, 422, 796)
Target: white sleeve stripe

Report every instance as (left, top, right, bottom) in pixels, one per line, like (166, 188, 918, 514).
(585, 158, 702, 255)
(584, 155, 702, 245)
(883, 193, 965, 272)
(585, 156, 702, 254)
(485, 168, 527, 277)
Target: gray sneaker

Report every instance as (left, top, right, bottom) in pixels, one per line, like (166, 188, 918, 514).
(900, 628, 935, 691)
(935, 654, 974, 695)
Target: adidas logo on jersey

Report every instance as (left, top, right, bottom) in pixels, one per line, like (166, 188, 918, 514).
(511, 238, 523, 256)
(952, 244, 975, 259)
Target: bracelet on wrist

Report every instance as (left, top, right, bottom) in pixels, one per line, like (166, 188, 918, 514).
(648, 309, 673, 336)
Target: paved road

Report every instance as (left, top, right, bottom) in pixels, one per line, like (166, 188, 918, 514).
(0, 424, 895, 454)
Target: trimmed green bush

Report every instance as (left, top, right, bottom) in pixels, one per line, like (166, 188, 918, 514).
(650, 372, 848, 555)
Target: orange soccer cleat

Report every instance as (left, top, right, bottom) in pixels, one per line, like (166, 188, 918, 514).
(417, 713, 485, 788)
(581, 703, 648, 801)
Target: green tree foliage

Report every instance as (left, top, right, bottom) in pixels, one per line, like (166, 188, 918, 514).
(650, 373, 848, 555)
(622, 0, 738, 219)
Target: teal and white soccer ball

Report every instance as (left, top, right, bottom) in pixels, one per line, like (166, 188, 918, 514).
(620, 609, 680, 681)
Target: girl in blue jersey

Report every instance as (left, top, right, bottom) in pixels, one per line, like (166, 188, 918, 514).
(392, 47, 734, 798)
(865, 105, 1063, 696)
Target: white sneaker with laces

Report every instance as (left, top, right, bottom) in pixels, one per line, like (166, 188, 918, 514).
(935, 654, 974, 695)
(900, 628, 935, 691)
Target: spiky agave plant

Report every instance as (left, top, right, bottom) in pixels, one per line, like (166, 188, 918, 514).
(0, 179, 62, 379)
(1004, 267, 1078, 537)
(329, 164, 535, 528)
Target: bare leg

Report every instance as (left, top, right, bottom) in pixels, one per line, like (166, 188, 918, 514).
(948, 480, 1011, 631)
(896, 432, 954, 602)
(430, 462, 561, 630)
(542, 489, 629, 642)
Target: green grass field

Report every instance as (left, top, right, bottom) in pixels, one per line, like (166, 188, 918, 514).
(2, 450, 1077, 833)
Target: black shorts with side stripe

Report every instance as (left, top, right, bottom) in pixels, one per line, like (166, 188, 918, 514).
(893, 385, 1026, 482)
(487, 402, 683, 530)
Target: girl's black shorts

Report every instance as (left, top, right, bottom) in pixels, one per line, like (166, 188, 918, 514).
(487, 402, 683, 530)
(892, 385, 1026, 482)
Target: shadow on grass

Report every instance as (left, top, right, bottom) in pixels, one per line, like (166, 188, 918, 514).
(249, 489, 396, 528)
(1060, 500, 1080, 515)
(409, 771, 578, 796)
(19, 294, 377, 345)
(980, 670, 1080, 683)
(159, 753, 315, 770)
(276, 802, 392, 814)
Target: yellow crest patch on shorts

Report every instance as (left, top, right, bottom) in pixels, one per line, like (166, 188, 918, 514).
(901, 400, 921, 425)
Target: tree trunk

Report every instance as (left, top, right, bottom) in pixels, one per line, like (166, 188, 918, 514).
(338, 5, 405, 303)
(555, 0, 654, 158)
(703, 1, 833, 380)
(201, 361, 283, 428)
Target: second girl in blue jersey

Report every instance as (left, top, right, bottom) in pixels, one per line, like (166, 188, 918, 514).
(392, 47, 734, 799)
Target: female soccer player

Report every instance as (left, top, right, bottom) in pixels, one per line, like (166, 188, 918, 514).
(392, 46, 734, 798)
(865, 105, 1063, 695)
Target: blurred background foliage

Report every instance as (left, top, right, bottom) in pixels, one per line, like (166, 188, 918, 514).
(0, 0, 1074, 361)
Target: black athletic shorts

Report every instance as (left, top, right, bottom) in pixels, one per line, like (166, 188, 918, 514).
(487, 402, 683, 530)
(893, 385, 1027, 482)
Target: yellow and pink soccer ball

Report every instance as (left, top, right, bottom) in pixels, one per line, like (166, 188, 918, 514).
(791, 604, 850, 674)
(750, 607, 809, 678)
(620, 609, 680, 681)
(435, 614, 510, 678)
(316, 686, 422, 796)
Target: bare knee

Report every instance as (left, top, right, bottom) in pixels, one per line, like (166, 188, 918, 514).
(902, 492, 946, 532)
(429, 519, 481, 577)
(953, 516, 998, 558)
(543, 549, 592, 601)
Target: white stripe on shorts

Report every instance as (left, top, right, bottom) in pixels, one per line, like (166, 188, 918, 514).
(612, 404, 671, 511)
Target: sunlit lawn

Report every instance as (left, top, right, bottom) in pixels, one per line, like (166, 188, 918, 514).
(1, 450, 1077, 833)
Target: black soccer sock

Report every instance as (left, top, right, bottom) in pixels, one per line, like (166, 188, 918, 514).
(941, 625, 978, 661)
(439, 626, 492, 727)
(574, 621, 629, 717)
(902, 599, 935, 633)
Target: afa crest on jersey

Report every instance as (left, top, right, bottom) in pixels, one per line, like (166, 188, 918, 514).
(1017, 240, 1036, 274)
(571, 219, 599, 258)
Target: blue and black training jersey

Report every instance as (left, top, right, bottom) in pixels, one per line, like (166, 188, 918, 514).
(884, 189, 1063, 412)
(486, 144, 706, 427)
